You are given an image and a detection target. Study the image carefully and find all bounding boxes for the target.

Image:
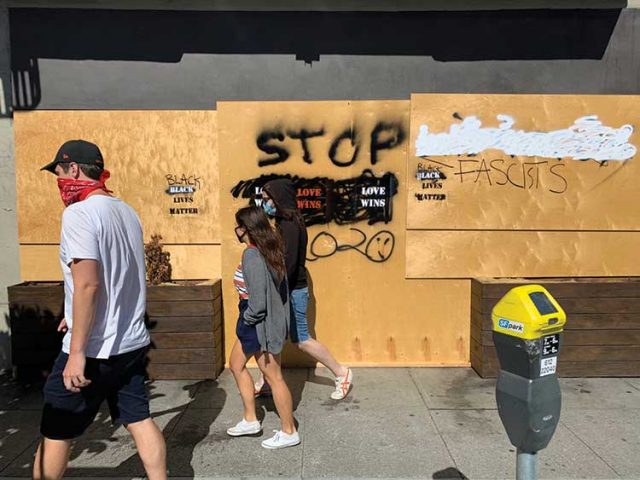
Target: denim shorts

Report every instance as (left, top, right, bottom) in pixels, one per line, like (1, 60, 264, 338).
(289, 287, 310, 343)
(40, 346, 150, 440)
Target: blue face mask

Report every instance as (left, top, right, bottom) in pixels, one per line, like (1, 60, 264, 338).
(262, 200, 277, 217)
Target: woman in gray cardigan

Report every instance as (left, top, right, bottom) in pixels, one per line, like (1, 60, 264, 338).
(227, 206, 300, 449)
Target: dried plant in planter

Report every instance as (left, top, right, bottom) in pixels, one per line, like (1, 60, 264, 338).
(145, 234, 172, 285)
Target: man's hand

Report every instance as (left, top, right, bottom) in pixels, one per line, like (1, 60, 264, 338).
(57, 318, 68, 333)
(63, 352, 91, 392)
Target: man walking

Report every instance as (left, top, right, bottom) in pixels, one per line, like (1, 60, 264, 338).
(33, 140, 166, 480)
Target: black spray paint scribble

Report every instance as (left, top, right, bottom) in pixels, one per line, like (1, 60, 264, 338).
(231, 173, 332, 225)
(307, 228, 395, 263)
(230, 169, 398, 226)
(256, 121, 405, 167)
(331, 170, 396, 225)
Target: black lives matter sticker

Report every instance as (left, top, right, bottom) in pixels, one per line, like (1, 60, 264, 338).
(165, 174, 202, 215)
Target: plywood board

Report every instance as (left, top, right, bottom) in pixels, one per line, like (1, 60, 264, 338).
(14, 110, 220, 244)
(406, 230, 640, 278)
(218, 100, 470, 366)
(408, 94, 640, 230)
(20, 245, 221, 281)
(163, 245, 222, 281)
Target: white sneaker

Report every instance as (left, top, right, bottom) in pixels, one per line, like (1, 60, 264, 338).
(331, 367, 353, 400)
(261, 430, 301, 449)
(227, 419, 262, 437)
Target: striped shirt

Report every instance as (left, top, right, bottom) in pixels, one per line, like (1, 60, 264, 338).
(233, 263, 249, 300)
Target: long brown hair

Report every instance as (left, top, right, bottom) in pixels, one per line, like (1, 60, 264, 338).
(235, 206, 286, 280)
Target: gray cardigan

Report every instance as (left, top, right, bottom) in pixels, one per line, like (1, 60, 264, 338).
(241, 247, 290, 354)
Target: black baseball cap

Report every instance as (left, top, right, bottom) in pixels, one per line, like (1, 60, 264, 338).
(41, 139, 104, 173)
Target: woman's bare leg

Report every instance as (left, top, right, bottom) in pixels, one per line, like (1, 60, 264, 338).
(256, 352, 295, 434)
(229, 340, 257, 421)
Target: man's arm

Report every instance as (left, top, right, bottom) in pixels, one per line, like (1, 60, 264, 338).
(63, 258, 100, 392)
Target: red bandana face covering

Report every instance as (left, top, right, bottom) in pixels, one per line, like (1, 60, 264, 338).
(57, 170, 113, 207)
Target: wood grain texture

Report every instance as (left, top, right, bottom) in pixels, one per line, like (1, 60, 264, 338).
(19, 244, 221, 281)
(471, 278, 640, 377)
(147, 315, 218, 333)
(476, 358, 640, 378)
(408, 94, 640, 231)
(151, 332, 214, 349)
(8, 281, 224, 379)
(477, 297, 640, 315)
(14, 110, 220, 244)
(146, 363, 219, 380)
(146, 348, 216, 364)
(407, 230, 640, 278)
(479, 329, 640, 346)
(472, 278, 640, 299)
(147, 281, 221, 302)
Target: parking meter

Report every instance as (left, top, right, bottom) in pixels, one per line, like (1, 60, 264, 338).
(492, 285, 566, 480)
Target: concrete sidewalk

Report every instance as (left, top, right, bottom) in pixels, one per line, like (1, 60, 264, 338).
(0, 368, 639, 479)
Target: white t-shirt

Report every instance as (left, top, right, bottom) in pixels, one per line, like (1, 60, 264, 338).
(60, 195, 150, 359)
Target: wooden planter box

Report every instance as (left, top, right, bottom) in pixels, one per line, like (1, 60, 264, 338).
(146, 280, 224, 380)
(7, 280, 223, 381)
(471, 277, 640, 378)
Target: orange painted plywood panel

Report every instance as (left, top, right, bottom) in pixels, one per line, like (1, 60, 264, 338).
(19, 244, 221, 282)
(406, 230, 640, 278)
(408, 94, 640, 230)
(14, 110, 219, 244)
(218, 100, 470, 366)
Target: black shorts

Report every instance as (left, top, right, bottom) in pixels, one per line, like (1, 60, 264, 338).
(236, 299, 261, 355)
(40, 346, 151, 440)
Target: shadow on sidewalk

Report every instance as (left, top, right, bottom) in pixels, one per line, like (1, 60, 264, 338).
(255, 368, 313, 428)
(165, 380, 226, 478)
(433, 467, 469, 479)
(63, 380, 221, 478)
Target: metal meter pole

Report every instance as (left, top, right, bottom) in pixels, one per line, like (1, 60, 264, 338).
(516, 449, 537, 480)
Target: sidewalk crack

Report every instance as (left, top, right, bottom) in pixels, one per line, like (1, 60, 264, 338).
(408, 368, 459, 471)
(624, 379, 640, 392)
(0, 438, 38, 475)
(560, 419, 622, 478)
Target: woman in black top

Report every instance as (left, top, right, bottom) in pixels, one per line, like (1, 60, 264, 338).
(259, 179, 353, 400)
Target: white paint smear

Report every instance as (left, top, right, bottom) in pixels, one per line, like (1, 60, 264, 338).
(415, 115, 636, 161)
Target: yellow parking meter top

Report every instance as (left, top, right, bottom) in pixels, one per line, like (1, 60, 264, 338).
(492, 285, 566, 340)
